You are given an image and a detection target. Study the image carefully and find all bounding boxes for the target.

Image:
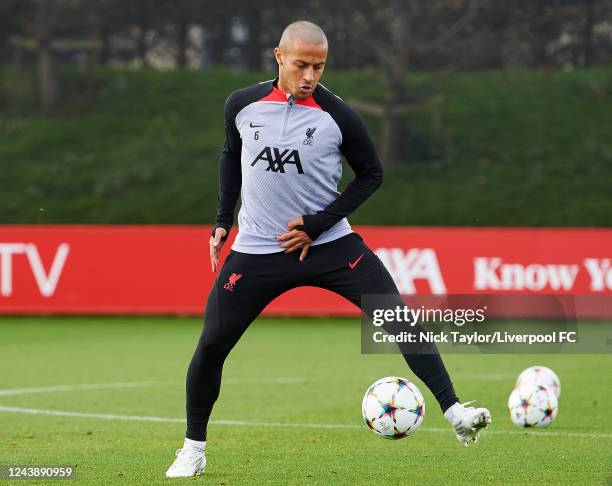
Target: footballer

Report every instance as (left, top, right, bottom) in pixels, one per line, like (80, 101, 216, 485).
(166, 20, 491, 478)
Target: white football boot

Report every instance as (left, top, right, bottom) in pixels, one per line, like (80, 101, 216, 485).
(445, 401, 491, 446)
(165, 440, 206, 478)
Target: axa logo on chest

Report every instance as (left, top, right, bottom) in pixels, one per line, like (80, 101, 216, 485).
(0, 243, 70, 297)
(251, 146, 304, 174)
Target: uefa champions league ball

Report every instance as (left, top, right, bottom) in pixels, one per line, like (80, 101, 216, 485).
(508, 382, 558, 428)
(516, 366, 561, 398)
(362, 376, 425, 439)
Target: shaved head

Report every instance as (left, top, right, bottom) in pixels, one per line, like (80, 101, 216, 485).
(274, 21, 328, 100)
(278, 20, 328, 53)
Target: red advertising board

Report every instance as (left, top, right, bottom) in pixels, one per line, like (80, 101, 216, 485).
(0, 225, 610, 317)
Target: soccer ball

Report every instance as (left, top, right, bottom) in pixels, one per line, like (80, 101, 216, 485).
(508, 383, 558, 428)
(362, 376, 425, 439)
(516, 366, 561, 398)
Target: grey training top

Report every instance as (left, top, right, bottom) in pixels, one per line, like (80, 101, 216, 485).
(214, 79, 383, 254)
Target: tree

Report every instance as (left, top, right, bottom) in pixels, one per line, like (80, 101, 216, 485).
(307, 0, 480, 163)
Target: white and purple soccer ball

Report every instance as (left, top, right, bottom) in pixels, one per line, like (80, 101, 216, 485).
(362, 376, 425, 439)
(508, 382, 558, 428)
(516, 366, 561, 398)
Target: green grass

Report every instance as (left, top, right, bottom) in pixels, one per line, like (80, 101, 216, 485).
(1, 316, 611, 485)
(0, 66, 611, 226)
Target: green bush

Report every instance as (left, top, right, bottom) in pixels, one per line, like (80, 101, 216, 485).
(0, 66, 610, 226)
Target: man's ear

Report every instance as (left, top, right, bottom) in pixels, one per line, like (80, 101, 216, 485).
(274, 47, 283, 65)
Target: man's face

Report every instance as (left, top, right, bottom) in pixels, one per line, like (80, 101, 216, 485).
(275, 40, 327, 99)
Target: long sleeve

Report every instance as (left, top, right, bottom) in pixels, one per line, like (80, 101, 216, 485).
(302, 108, 383, 241)
(213, 95, 242, 240)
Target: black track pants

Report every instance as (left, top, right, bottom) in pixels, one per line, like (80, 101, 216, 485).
(186, 232, 458, 441)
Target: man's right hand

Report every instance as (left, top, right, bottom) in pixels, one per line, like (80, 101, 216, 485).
(210, 227, 228, 273)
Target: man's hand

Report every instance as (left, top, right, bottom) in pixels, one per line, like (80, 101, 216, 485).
(276, 216, 312, 261)
(210, 227, 228, 272)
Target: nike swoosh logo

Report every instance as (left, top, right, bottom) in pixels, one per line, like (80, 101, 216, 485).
(250, 122, 265, 128)
(349, 253, 365, 269)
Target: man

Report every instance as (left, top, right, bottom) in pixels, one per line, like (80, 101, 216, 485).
(166, 20, 490, 478)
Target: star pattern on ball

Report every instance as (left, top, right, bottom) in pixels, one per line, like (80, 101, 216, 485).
(410, 402, 425, 418)
(380, 401, 399, 421)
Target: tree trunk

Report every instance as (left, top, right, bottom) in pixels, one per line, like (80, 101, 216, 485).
(206, 17, 229, 65)
(38, 38, 56, 115)
(136, 26, 148, 67)
(99, 28, 111, 64)
(86, 49, 96, 93)
(244, 4, 262, 71)
(583, 0, 595, 67)
(35, 0, 59, 114)
(177, 20, 188, 68)
(381, 111, 407, 165)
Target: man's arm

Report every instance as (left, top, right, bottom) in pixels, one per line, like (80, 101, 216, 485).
(302, 109, 383, 241)
(213, 94, 242, 241)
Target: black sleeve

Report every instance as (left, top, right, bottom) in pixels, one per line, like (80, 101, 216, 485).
(213, 94, 243, 240)
(302, 92, 383, 241)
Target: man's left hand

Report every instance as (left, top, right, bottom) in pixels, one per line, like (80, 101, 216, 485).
(276, 216, 312, 261)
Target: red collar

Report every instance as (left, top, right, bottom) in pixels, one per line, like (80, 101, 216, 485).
(259, 85, 321, 110)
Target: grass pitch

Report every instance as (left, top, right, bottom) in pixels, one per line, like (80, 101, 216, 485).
(1, 316, 611, 485)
